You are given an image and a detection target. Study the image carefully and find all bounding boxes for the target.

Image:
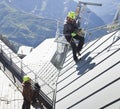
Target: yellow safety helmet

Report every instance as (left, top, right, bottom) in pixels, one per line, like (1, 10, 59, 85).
(23, 75, 30, 82)
(67, 11, 76, 19)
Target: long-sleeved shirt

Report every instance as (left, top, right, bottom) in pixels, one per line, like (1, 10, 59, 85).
(63, 20, 79, 37)
(22, 81, 33, 102)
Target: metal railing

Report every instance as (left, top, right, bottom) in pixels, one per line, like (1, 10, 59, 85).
(0, 40, 55, 108)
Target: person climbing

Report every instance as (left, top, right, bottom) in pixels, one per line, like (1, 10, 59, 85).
(22, 75, 33, 109)
(63, 11, 85, 63)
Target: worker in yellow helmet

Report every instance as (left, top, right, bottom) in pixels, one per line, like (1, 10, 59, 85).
(63, 11, 84, 63)
(22, 75, 33, 109)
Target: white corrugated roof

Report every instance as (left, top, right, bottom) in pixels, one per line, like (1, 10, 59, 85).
(22, 38, 57, 73)
(55, 31, 120, 109)
(0, 30, 119, 109)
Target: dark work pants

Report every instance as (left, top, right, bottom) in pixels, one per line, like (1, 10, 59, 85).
(22, 98, 30, 109)
(65, 35, 84, 61)
(74, 35, 84, 52)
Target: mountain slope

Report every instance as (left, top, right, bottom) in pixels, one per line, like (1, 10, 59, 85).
(0, 0, 106, 50)
(0, 1, 57, 49)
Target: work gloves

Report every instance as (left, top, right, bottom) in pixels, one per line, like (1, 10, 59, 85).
(71, 32, 76, 37)
(71, 29, 85, 37)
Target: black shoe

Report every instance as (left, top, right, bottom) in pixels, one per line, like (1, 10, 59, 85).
(77, 52, 81, 56)
(77, 49, 81, 56)
(74, 57, 79, 63)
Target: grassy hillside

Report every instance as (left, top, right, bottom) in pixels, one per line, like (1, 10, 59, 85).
(0, 1, 57, 50)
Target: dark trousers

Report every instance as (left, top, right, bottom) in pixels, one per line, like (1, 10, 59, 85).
(65, 35, 84, 60)
(22, 98, 31, 109)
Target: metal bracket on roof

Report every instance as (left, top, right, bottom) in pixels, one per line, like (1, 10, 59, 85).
(79, 1, 102, 6)
(51, 42, 69, 70)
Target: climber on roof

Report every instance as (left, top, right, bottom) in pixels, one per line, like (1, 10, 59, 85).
(63, 11, 85, 63)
